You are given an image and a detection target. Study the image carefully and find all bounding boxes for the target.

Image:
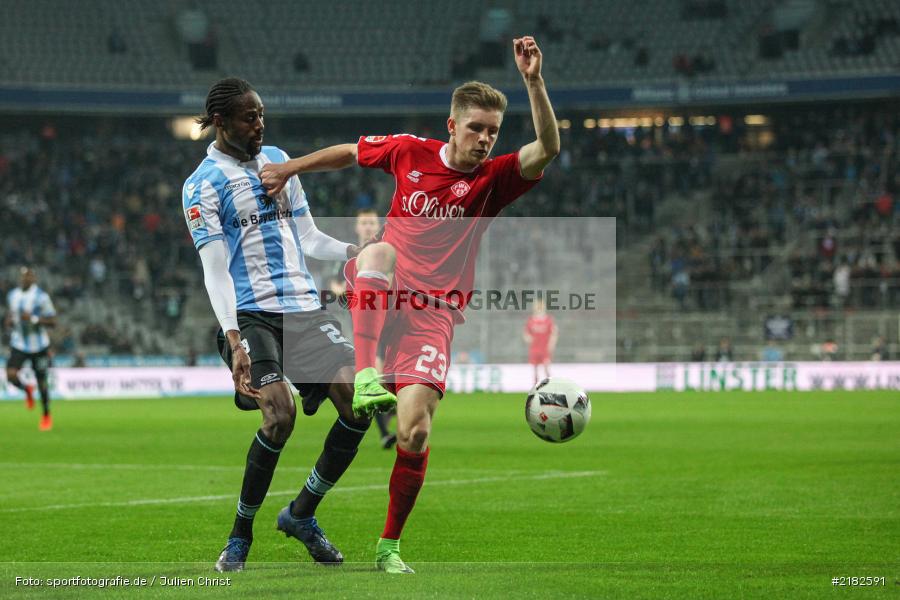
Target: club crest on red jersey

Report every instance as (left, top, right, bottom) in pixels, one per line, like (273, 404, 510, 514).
(451, 180, 470, 198)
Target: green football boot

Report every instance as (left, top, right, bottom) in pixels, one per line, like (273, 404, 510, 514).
(352, 367, 397, 417)
(375, 538, 414, 574)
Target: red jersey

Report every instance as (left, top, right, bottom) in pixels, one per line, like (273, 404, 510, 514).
(356, 134, 541, 310)
(525, 314, 556, 351)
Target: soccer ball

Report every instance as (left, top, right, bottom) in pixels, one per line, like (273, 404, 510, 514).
(525, 378, 591, 443)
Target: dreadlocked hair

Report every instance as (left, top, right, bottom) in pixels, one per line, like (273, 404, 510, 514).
(196, 77, 254, 130)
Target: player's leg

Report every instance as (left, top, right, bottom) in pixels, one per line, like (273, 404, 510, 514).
(6, 349, 34, 410)
(277, 368, 370, 565)
(214, 315, 294, 572)
(277, 315, 369, 564)
(233, 377, 295, 530)
(33, 351, 52, 430)
(376, 383, 440, 574)
(375, 412, 396, 448)
(350, 242, 398, 415)
(373, 351, 396, 448)
(292, 367, 370, 520)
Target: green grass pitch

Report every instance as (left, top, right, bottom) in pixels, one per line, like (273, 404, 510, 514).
(0, 391, 897, 599)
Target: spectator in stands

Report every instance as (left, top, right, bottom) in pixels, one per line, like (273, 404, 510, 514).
(634, 46, 649, 67)
(175, 2, 217, 69)
(833, 257, 851, 307)
(649, 237, 667, 292)
(535, 14, 564, 43)
(587, 34, 610, 52)
(293, 50, 310, 73)
(671, 257, 690, 310)
(692, 49, 715, 74)
(715, 337, 733, 362)
(760, 344, 784, 362)
(821, 338, 839, 361)
(107, 29, 127, 54)
(673, 52, 693, 76)
(870, 336, 889, 361)
(691, 343, 706, 362)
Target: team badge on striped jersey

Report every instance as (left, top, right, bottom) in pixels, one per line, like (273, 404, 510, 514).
(186, 206, 205, 231)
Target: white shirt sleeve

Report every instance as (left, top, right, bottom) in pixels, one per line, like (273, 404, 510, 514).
(198, 239, 239, 333)
(295, 208, 351, 261)
(40, 292, 56, 317)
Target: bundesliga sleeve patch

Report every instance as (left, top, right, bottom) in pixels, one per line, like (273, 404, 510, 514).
(364, 135, 388, 143)
(186, 206, 205, 231)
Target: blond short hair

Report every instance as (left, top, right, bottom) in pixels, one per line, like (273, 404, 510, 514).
(451, 81, 508, 119)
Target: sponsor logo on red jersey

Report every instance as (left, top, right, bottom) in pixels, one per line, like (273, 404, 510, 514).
(451, 180, 470, 198)
(400, 191, 466, 221)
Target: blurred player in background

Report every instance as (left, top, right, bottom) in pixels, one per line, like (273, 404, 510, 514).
(262, 36, 559, 573)
(523, 298, 557, 385)
(326, 208, 397, 449)
(183, 77, 370, 572)
(4, 267, 56, 431)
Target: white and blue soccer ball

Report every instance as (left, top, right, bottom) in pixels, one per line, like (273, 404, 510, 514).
(525, 377, 591, 443)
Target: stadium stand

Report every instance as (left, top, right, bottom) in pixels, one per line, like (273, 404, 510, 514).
(1, 100, 897, 362)
(2, 0, 900, 89)
(1, 1, 898, 363)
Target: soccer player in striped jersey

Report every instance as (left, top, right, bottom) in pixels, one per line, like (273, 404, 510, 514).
(182, 78, 371, 572)
(5, 267, 56, 430)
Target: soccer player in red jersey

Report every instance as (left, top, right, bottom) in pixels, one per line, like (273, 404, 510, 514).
(261, 36, 559, 573)
(524, 298, 558, 386)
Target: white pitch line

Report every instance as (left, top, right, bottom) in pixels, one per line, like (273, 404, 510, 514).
(0, 462, 528, 475)
(0, 470, 605, 514)
(0, 462, 329, 473)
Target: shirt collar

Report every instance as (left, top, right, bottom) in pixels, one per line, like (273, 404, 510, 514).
(207, 142, 258, 167)
(440, 144, 479, 174)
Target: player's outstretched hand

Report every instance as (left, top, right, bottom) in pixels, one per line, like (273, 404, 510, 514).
(260, 162, 292, 195)
(231, 346, 261, 399)
(514, 36, 543, 80)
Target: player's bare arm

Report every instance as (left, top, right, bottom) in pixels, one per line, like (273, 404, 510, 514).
(225, 328, 260, 399)
(36, 315, 56, 327)
(514, 36, 560, 180)
(260, 143, 358, 195)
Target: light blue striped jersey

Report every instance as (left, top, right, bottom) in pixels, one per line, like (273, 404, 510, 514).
(7, 285, 55, 353)
(182, 144, 320, 312)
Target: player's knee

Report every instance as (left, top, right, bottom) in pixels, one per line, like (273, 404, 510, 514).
(358, 242, 396, 274)
(262, 409, 294, 444)
(261, 391, 296, 444)
(6, 367, 18, 380)
(399, 422, 430, 452)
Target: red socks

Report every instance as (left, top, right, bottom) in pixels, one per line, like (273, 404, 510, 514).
(382, 446, 430, 540)
(351, 272, 391, 372)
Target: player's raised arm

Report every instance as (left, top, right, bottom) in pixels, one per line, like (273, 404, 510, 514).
(514, 36, 560, 181)
(260, 143, 358, 195)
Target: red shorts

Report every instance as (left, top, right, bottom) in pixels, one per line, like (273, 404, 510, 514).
(344, 258, 457, 396)
(528, 348, 551, 365)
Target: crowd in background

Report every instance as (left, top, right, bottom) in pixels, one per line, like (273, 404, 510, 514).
(649, 104, 900, 312)
(0, 102, 898, 357)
